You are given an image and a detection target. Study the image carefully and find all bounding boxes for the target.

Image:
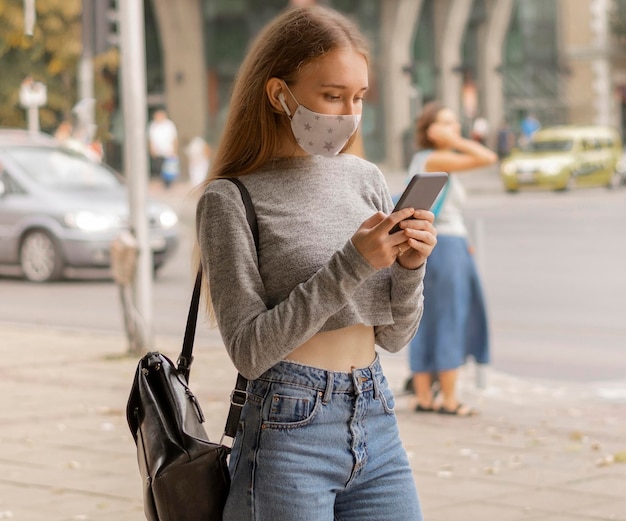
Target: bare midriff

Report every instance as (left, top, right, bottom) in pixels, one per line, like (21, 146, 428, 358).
(284, 323, 376, 372)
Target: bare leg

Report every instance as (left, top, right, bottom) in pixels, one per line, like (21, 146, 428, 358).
(413, 372, 434, 409)
(438, 368, 477, 416)
(438, 369, 458, 409)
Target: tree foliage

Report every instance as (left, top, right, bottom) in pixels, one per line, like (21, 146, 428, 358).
(0, 0, 118, 136)
(610, 0, 626, 43)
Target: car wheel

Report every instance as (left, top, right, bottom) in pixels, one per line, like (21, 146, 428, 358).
(20, 230, 65, 282)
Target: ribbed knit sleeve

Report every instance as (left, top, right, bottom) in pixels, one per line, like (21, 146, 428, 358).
(372, 183, 426, 352)
(374, 262, 425, 352)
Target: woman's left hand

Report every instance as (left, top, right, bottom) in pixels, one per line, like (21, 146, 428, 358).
(393, 210, 437, 269)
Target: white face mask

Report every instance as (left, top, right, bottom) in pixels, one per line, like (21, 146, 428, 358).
(278, 84, 361, 157)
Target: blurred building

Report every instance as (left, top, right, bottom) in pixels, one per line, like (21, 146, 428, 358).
(112, 0, 626, 170)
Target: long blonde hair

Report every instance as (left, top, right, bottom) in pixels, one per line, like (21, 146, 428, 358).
(195, 6, 369, 321)
(202, 6, 368, 184)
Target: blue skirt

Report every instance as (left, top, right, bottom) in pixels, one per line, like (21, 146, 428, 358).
(409, 235, 489, 373)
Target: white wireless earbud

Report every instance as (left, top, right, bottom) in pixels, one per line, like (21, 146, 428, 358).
(278, 92, 292, 117)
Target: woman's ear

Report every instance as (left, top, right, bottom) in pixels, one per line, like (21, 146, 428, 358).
(266, 77, 291, 116)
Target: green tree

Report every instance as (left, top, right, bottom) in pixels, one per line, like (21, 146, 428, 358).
(0, 0, 118, 136)
(610, 0, 626, 43)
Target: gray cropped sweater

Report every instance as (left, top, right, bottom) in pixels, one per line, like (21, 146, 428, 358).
(196, 154, 425, 380)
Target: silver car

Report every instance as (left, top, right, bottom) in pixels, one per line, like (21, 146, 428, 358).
(0, 129, 179, 282)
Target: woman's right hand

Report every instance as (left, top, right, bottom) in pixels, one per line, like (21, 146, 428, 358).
(351, 208, 416, 270)
(427, 123, 458, 148)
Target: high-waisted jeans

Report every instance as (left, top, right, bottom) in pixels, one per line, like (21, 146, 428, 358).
(223, 355, 423, 521)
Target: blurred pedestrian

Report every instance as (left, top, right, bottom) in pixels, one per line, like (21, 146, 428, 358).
(55, 118, 103, 163)
(496, 120, 516, 159)
(185, 136, 211, 187)
(54, 120, 73, 142)
(195, 6, 436, 520)
(520, 111, 540, 145)
(147, 109, 178, 185)
(470, 116, 489, 146)
(407, 100, 496, 417)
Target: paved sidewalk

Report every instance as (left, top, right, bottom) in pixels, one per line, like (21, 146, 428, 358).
(1, 323, 625, 521)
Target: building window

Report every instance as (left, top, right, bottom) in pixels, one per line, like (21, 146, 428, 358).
(502, 0, 565, 128)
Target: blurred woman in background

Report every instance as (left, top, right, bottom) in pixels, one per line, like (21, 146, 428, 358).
(407, 101, 497, 417)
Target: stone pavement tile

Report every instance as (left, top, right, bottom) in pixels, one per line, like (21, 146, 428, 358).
(489, 487, 614, 514)
(424, 500, 542, 521)
(575, 499, 626, 520)
(1, 487, 142, 521)
(0, 459, 135, 502)
(564, 473, 626, 497)
(524, 517, 605, 521)
(0, 481, 140, 520)
(419, 475, 528, 503)
(490, 466, 591, 488)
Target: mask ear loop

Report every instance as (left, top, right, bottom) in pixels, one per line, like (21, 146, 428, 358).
(278, 92, 292, 118)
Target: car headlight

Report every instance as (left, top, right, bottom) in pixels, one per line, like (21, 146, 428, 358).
(501, 162, 517, 176)
(159, 209, 178, 229)
(65, 211, 121, 232)
(541, 161, 566, 175)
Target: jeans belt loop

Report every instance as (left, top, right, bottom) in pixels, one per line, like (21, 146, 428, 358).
(372, 371, 381, 400)
(322, 371, 333, 404)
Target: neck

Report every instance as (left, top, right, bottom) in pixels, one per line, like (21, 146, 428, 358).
(275, 137, 307, 158)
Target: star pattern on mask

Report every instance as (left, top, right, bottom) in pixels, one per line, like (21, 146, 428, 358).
(289, 105, 359, 156)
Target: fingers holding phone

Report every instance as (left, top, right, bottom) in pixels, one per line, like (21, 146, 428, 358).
(389, 172, 447, 234)
(394, 210, 438, 269)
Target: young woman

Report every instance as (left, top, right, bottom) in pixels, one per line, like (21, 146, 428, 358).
(196, 6, 436, 520)
(408, 101, 497, 417)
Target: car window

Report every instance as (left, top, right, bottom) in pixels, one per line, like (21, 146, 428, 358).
(5, 146, 121, 190)
(527, 140, 573, 152)
(0, 169, 26, 195)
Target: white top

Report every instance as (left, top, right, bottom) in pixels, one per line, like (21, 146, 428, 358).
(148, 119, 178, 157)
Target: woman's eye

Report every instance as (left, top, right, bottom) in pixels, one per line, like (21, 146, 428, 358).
(325, 94, 341, 101)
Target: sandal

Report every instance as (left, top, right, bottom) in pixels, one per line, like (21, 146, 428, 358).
(437, 404, 479, 417)
(414, 403, 436, 413)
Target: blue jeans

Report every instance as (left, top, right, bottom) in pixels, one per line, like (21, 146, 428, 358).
(223, 356, 423, 521)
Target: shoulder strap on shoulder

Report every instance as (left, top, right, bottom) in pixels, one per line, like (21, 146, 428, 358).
(178, 177, 256, 440)
(178, 178, 257, 376)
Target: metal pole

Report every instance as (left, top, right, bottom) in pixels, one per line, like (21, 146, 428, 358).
(118, 0, 153, 352)
(79, 0, 95, 122)
(23, 0, 36, 36)
(27, 106, 40, 134)
(472, 216, 487, 389)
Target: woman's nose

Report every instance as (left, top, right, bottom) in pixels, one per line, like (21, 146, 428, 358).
(343, 101, 360, 115)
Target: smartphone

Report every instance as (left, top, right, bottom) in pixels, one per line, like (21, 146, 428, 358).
(389, 172, 448, 234)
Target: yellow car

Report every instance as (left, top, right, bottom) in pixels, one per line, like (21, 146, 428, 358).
(500, 125, 623, 192)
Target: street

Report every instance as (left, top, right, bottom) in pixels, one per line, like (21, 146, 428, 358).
(1, 174, 625, 383)
(465, 182, 626, 382)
